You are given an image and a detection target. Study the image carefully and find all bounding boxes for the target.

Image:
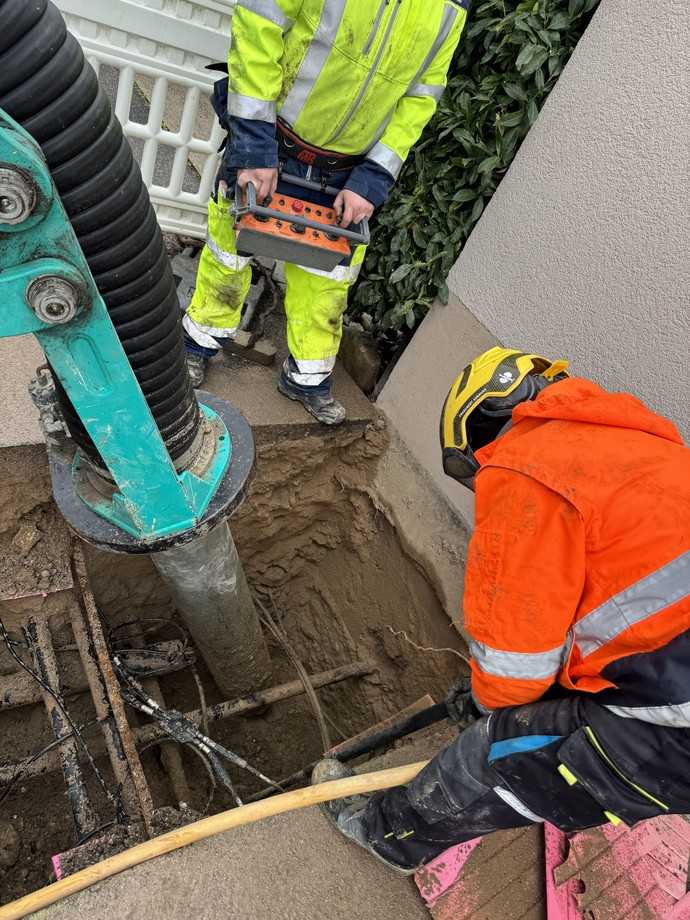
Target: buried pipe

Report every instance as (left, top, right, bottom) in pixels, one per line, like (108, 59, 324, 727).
(151, 522, 272, 699)
(0, 662, 374, 783)
(0, 761, 428, 920)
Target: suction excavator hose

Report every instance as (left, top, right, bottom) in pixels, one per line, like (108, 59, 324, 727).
(0, 0, 202, 470)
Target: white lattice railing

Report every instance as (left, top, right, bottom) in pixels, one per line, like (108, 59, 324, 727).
(56, 0, 235, 238)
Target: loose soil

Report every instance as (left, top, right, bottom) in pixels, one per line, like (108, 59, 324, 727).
(0, 421, 467, 907)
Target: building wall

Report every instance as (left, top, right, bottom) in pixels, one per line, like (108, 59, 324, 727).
(379, 0, 690, 525)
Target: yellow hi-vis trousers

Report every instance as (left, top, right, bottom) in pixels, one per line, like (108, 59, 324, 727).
(184, 193, 367, 386)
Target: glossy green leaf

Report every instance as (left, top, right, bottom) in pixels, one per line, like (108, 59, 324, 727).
(389, 264, 414, 284)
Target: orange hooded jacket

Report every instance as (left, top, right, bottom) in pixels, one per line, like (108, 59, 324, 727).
(465, 378, 690, 723)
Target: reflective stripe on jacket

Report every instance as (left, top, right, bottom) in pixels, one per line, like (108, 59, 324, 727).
(228, 0, 468, 176)
(464, 378, 690, 725)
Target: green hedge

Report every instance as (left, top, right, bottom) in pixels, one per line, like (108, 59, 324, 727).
(348, 0, 600, 353)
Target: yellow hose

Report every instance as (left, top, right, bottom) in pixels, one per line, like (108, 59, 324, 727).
(0, 760, 428, 920)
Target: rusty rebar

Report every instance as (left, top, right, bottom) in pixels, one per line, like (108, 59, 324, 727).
(70, 544, 155, 836)
(25, 617, 98, 840)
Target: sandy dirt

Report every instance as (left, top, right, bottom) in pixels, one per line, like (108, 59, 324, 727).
(0, 417, 467, 909)
(0, 505, 72, 601)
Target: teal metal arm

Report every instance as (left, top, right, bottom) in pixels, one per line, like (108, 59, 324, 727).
(0, 110, 229, 543)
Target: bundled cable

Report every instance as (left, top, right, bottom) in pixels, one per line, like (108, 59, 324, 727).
(111, 648, 283, 808)
(255, 595, 332, 752)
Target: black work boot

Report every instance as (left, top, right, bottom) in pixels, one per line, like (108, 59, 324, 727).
(278, 367, 346, 426)
(311, 759, 416, 876)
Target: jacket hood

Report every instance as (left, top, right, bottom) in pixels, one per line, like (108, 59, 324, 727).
(476, 377, 684, 467)
(514, 377, 684, 443)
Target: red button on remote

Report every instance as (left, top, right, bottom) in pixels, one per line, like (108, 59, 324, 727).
(291, 200, 304, 213)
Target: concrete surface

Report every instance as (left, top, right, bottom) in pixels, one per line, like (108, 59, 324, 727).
(379, 0, 690, 527)
(206, 327, 375, 443)
(37, 807, 430, 920)
(0, 336, 44, 448)
(0, 311, 374, 453)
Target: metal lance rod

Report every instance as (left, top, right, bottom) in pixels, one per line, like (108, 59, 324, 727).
(152, 521, 271, 699)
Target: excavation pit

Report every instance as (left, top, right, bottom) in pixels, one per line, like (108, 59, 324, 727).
(0, 414, 469, 907)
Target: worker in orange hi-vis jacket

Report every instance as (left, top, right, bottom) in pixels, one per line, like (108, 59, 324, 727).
(313, 346, 690, 874)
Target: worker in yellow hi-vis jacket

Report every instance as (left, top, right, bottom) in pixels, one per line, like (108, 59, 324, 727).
(184, 0, 469, 424)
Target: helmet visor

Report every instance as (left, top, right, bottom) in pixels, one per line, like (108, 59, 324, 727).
(442, 448, 477, 487)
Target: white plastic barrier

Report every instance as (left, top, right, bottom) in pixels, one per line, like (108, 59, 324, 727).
(55, 0, 235, 238)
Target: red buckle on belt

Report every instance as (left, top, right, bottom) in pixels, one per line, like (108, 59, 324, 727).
(297, 149, 317, 165)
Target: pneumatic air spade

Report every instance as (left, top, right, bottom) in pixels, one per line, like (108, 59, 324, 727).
(0, 109, 271, 699)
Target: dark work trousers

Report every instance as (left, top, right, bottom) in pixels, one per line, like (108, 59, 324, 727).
(362, 696, 690, 871)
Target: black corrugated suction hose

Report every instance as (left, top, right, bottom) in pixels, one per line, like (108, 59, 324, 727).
(0, 0, 202, 468)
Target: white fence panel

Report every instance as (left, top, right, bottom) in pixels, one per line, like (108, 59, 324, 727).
(55, 0, 236, 238)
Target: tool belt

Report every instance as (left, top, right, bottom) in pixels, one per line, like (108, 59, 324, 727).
(277, 120, 365, 172)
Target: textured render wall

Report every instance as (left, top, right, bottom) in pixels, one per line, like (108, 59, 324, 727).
(379, 0, 690, 523)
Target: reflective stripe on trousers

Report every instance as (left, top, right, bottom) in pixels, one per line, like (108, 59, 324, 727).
(206, 236, 252, 272)
(283, 245, 367, 380)
(296, 259, 364, 284)
(187, 195, 253, 338)
(183, 314, 238, 350)
(283, 356, 337, 387)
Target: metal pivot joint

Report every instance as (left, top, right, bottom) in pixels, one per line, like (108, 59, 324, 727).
(27, 276, 81, 325)
(0, 165, 37, 224)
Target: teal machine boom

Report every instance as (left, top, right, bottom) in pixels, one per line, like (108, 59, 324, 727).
(0, 111, 270, 698)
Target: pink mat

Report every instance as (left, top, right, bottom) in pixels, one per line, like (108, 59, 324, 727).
(549, 816, 690, 920)
(415, 838, 483, 909)
(416, 816, 690, 919)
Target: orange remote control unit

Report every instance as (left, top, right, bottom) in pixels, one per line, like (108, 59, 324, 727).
(233, 174, 370, 273)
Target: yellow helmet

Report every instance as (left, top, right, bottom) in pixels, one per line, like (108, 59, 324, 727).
(440, 347, 569, 486)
